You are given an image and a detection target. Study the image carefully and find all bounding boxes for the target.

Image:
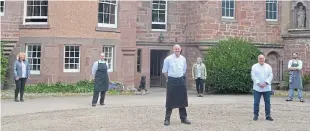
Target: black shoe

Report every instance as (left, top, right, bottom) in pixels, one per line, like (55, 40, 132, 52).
(286, 99, 292, 101)
(20, 99, 24, 102)
(164, 120, 170, 126)
(92, 104, 96, 107)
(15, 98, 20, 102)
(200, 94, 203, 97)
(197, 94, 200, 97)
(266, 117, 273, 121)
(300, 99, 305, 103)
(181, 119, 191, 125)
(253, 116, 258, 121)
(100, 103, 105, 105)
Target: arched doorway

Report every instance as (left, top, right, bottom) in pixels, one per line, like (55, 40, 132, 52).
(266, 51, 281, 81)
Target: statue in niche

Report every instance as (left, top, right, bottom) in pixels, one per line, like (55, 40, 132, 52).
(297, 4, 306, 28)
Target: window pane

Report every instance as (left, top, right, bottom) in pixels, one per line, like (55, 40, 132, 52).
(230, 0, 234, 8)
(222, 0, 225, 8)
(34, 1, 40, 5)
(159, 0, 166, 4)
(159, 4, 165, 9)
(32, 52, 37, 57)
(33, 59, 37, 64)
(74, 58, 79, 63)
(65, 58, 69, 63)
(41, 6, 47, 16)
(41, 0, 48, 5)
(65, 64, 69, 69)
(27, 6, 33, 16)
(104, 14, 110, 23)
(153, 4, 158, 9)
(159, 14, 165, 22)
(110, 15, 115, 24)
(229, 9, 234, 17)
(65, 52, 69, 57)
(104, 4, 110, 13)
(65, 46, 69, 51)
(34, 6, 40, 16)
(70, 64, 75, 69)
(152, 24, 165, 30)
(99, 3, 103, 13)
(27, 1, 33, 5)
(272, 11, 276, 19)
(38, 59, 41, 64)
(225, 8, 229, 17)
(222, 7, 225, 16)
(75, 51, 79, 57)
(37, 52, 41, 57)
(33, 65, 37, 70)
(38, 65, 40, 70)
(98, 13, 103, 23)
(74, 46, 79, 51)
(111, 5, 115, 14)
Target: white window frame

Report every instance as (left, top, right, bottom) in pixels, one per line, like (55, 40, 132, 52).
(25, 44, 41, 75)
(151, 0, 168, 31)
(0, 0, 5, 16)
(63, 45, 81, 73)
(23, 0, 48, 25)
(97, 0, 118, 28)
(103, 46, 114, 72)
(222, 0, 235, 19)
(266, 0, 278, 21)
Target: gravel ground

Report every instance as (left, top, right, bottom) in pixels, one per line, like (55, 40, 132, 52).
(2, 99, 310, 131)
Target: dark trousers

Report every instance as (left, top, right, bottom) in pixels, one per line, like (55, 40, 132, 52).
(92, 91, 106, 104)
(15, 78, 27, 100)
(195, 78, 204, 94)
(253, 90, 271, 117)
(165, 108, 187, 121)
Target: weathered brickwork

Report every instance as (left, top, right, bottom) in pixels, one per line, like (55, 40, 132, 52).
(2, 1, 309, 89)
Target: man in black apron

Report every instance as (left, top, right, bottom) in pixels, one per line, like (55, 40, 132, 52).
(162, 44, 191, 126)
(91, 53, 110, 107)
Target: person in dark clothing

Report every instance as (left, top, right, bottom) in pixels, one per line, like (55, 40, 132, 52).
(162, 44, 191, 126)
(13, 52, 30, 102)
(91, 53, 110, 107)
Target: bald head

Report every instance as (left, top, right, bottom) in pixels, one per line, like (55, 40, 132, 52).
(173, 44, 181, 57)
(100, 53, 105, 60)
(258, 54, 265, 65)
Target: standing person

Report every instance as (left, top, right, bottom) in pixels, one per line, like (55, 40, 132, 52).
(286, 52, 304, 102)
(251, 54, 274, 121)
(13, 52, 30, 102)
(192, 57, 207, 97)
(162, 44, 191, 126)
(91, 53, 110, 107)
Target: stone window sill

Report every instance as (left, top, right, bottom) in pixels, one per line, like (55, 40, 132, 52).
(95, 26, 120, 33)
(266, 20, 279, 25)
(221, 18, 237, 23)
(19, 24, 50, 29)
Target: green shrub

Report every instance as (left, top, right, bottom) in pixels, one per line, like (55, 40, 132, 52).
(302, 73, 310, 85)
(204, 38, 261, 94)
(1, 41, 9, 83)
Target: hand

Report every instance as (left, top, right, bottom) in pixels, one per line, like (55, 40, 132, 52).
(28, 77, 31, 80)
(257, 83, 264, 88)
(15, 77, 19, 80)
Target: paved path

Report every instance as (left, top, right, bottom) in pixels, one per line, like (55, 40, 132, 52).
(1, 89, 310, 131)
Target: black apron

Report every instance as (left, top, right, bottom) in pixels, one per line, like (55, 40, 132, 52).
(94, 62, 109, 92)
(166, 76, 188, 109)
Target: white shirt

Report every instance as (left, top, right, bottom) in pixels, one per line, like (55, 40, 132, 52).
(288, 59, 303, 70)
(162, 54, 187, 78)
(21, 61, 27, 78)
(251, 63, 273, 92)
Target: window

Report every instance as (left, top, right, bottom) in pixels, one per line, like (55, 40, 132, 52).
(26, 44, 41, 74)
(222, 0, 235, 18)
(152, 0, 167, 31)
(64, 46, 80, 72)
(103, 46, 114, 72)
(266, 0, 277, 20)
(137, 49, 142, 73)
(98, 0, 118, 28)
(0, 0, 4, 16)
(24, 0, 48, 24)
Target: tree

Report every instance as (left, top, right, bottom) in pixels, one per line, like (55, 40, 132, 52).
(204, 38, 261, 94)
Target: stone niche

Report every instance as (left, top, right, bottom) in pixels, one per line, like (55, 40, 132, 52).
(291, 1, 309, 29)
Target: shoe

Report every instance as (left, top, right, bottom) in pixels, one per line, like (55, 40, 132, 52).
(181, 119, 191, 125)
(200, 94, 203, 97)
(253, 116, 258, 121)
(92, 104, 96, 107)
(300, 99, 305, 102)
(100, 103, 105, 105)
(20, 99, 24, 102)
(15, 98, 20, 102)
(197, 94, 200, 97)
(266, 117, 273, 121)
(286, 99, 292, 101)
(164, 120, 170, 126)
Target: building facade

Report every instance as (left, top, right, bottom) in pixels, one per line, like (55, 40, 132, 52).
(1, 0, 310, 89)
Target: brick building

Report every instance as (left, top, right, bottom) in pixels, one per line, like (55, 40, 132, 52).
(1, 0, 310, 89)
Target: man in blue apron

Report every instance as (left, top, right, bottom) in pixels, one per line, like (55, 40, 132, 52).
(91, 53, 110, 107)
(162, 44, 191, 126)
(286, 52, 305, 102)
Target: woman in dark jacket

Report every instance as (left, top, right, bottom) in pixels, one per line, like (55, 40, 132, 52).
(13, 52, 30, 102)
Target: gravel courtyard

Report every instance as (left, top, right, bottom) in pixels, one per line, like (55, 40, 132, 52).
(1, 89, 310, 131)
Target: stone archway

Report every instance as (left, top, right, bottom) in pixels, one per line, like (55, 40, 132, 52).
(266, 51, 281, 81)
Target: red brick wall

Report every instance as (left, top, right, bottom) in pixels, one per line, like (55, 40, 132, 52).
(186, 1, 282, 43)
